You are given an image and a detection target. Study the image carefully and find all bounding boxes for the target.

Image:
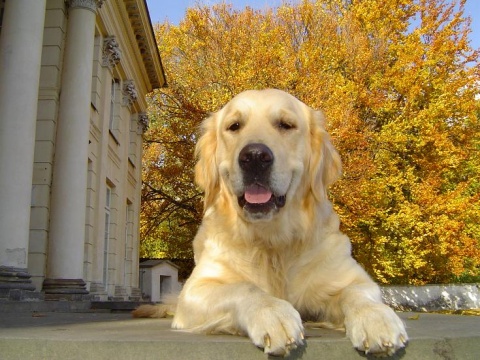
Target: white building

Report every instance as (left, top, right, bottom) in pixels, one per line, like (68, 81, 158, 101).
(139, 260, 181, 302)
(0, 0, 166, 301)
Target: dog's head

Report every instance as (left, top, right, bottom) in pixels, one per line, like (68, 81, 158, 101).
(195, 89, 342, 222)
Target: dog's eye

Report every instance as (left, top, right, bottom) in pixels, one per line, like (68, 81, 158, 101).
(277, 120, 295, 131)
(227, 122, 241, 132)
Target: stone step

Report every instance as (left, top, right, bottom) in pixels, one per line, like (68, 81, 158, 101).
(0, 300, 93, 313)
(91, 300, 147, 311)
(0, 300, 148, 313)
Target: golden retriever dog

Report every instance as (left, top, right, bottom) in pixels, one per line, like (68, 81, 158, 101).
(133, 89, 408, 356)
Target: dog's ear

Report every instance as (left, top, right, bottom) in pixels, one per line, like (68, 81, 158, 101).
(308, 109, 342, 202)
(195, 113, 219, 210)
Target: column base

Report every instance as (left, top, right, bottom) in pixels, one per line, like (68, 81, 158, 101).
(0, 266, 39, 300)
(89, 281, 108, 301)
(129, 287, 143, 301)
(43, 278, 90, 300)
(111, 285, 128, 301)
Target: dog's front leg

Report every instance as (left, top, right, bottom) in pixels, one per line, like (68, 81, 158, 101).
(174, 279, 304, 356)
(339, 281, 408, 356)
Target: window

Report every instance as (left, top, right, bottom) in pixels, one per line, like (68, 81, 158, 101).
(109, 79, 119, 131)
(128, 117, 138, 166)
(124, 201, 133, 286)
(103, 185, 112, 286)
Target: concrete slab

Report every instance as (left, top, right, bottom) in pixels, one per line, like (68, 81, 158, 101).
(0, 311, 479, 359)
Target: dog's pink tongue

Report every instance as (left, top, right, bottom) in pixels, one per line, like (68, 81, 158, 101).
(244, 184, 272, 204)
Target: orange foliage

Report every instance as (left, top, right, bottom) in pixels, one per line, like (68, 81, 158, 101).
(142, 0, 480, 283)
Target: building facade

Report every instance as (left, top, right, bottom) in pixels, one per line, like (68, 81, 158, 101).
(0, 0, 165, 300)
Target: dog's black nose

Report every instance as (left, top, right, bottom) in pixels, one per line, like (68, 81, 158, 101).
(239, 143, 274, 171)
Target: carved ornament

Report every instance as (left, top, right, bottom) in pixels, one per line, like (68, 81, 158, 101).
(138, 113, 149, 133)
(68, 0, 105, 13)
(122, 80, 138, 107)
(102, 37, 121, 69)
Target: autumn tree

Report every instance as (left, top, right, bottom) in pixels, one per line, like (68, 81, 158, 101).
(141, 0, 480, 284)
(336, 0, 480, 284)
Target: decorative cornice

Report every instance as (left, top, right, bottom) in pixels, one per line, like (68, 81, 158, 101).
(138, 113, 149, 133)
(123, 0, 166, 89)
(102, 37, 121, 69)
(122, 80, 138, 107)
(67, 0, 105, 13)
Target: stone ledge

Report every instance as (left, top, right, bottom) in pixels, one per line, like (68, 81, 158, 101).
(0, 311, 479, 359)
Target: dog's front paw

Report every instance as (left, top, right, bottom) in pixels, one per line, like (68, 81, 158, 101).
(345, 303, 408, 356)
(243, 297, 304, 356)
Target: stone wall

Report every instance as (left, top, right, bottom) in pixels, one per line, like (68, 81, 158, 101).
(382, 284, 480, 311)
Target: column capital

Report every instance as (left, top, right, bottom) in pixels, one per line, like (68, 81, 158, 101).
(122, 80, 138, 107)
(67, 0, 105, 13)
(138, 113, 149, 133)
(102, 36, 121, 69)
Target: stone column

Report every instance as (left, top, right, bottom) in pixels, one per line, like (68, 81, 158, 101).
(43, 0, 105, 297)
(0, 0, 47, 295)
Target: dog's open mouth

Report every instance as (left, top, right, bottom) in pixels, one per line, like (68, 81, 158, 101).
(238, 184, 286, 215)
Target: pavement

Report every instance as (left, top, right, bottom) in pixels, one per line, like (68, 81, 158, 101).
(0, 311, 479, 360)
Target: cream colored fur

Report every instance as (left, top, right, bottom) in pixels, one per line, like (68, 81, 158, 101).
(133, 89, 407, 356)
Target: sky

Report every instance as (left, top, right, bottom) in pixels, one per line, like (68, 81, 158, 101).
(146, 0, 480, 50)
(146, 1, 287, 24)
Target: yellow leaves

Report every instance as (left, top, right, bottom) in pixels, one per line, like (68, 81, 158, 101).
(144, 0, 480, 283)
